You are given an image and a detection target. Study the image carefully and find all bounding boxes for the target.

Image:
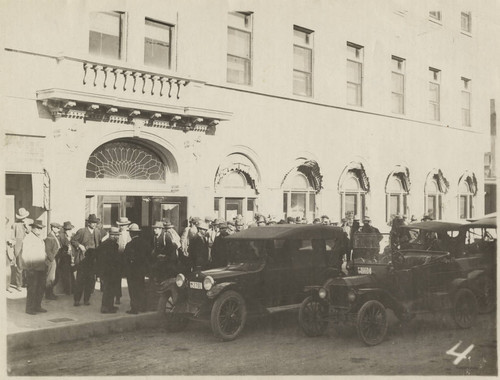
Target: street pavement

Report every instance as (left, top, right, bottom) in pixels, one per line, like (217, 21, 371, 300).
(6, 279, 158, 350)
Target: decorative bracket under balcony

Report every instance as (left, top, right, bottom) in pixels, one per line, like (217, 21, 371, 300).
(37, 89, 232, 136)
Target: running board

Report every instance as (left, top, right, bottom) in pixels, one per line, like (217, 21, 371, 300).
(266, 304, 300, 314)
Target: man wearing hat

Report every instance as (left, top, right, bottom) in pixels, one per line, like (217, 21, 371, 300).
(163, 220, 182, 275)
(210, 222, 230, 269)
(20, 220, 47, 314)
(421, 213, 433, 222)
(234, 216, 245, 232)
(123, 224, 148, 314)
(357, 216, 383, 260)
(180, 217, 199, 257)
(115, 217, 132, 305)
(44, 222, 61, 300)
(10, 207, 30, 291)
(188, 220, 210, 270)
(55, 221, 75, 295)
(150, 221, 177, 282)
(71, 214, 103, 306)
(95, 227, 121, 313)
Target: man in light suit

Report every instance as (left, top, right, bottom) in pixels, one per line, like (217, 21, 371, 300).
(44, 222, 61, 300)
(71, 214, 102, 306)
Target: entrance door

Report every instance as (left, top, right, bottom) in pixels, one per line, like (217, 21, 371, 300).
(225, 198, 243, 221)
(150, 196, 187, 233)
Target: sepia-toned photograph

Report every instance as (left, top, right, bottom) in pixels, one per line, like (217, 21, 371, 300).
(2, 0, 498, 376)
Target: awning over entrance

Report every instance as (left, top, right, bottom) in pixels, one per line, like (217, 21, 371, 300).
(282, 159, 323, 194)
(431, 169, 450, 194)
(215, 154, 260, 194)
(459, 172, 478, 196)
(388, 166, 411, 193)
(344, 161, 370, 192)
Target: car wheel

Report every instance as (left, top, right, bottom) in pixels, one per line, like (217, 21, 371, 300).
(475, 276, 496, 314)
(356, 300, 388, 346)
(451, 288, 478, 329)
(298, 296, 329, 337)
(157, 289, 189, 332)
(210, 290, 247, 341)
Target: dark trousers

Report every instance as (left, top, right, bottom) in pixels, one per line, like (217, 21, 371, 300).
(74, 269, 94, 304)
(26, 270, 46, 313)
(127, 274, 145, 312)
(101, 275, 119, 311)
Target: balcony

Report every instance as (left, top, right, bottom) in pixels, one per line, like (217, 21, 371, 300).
(32, 54, 231, 135)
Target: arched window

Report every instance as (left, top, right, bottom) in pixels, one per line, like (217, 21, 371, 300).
(282, 171, 316, 220)
(339, 163, 369, 221)
(214, 153, 259, 222)
(458, 173, 477, 219)
(424, 169, 448, 220)
(385, 167, 410, 222)
(87, 141, 166, 180)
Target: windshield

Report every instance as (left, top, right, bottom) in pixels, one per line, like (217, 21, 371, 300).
(226, 240, 268, 264)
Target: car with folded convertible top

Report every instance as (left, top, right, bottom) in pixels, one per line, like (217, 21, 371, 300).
(157, 224, 348, 341)
(298, 231, 479, 346)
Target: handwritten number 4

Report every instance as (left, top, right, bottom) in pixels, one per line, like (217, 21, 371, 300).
(447, 341, 474, 365)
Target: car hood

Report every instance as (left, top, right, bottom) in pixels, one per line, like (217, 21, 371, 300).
(192, 264, 262, 282)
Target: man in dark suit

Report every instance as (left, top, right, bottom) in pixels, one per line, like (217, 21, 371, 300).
(188, 220, 210, 270)
(210, 222, 230, 269)
(95, 227, 121, 313)
(71, 214, 102, 306)
(44, 222, 61, 300)
(123, 224, 148, 314)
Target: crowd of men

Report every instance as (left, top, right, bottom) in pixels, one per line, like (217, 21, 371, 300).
(6, 206, 430, 316)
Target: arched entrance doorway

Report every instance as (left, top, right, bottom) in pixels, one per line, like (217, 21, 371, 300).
(85, 138, 186, 232)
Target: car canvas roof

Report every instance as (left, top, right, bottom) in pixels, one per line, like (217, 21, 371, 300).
(401, 221, 463, 232)
(466, 216, 497, 228)
(225, 224, 345, 240)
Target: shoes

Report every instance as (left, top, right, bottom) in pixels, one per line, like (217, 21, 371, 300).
(10, 285, 22, 292)
(6, 288, 12, 293)
(126, 310, 139, 315)
(26, 310, 37, 315)
(84, 301, 90, 306)
(73, 301, 80, 307)
(36, 308, 47, 313)
(101, 307, 118, 314)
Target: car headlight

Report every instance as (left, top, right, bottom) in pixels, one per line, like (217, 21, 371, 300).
(175, 273, 185, 288)
(203, 276, 215, 291)
(347, 290, 356, 303)
(318, 288, 327, 299)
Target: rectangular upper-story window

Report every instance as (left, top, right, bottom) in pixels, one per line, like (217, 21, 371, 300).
(391, 56, 405, 114)
(347, 42, 363, 106)
(429, 11, 442, 22)
(144, 19, 174, 69)
(462, 77, 471, 127)
(89, 11, 124, 60)
(293, 26, 313, 97)
(227, 12, 252, 85)
(461, 12, 472, 33)
(429, 67, 441, 121)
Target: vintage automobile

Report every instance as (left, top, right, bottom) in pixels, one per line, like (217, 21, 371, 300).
(298, 245, 478, 346)
(397, 220, 496, 313)
(459, 215, 497, 313)
(157, 224, 348, 341)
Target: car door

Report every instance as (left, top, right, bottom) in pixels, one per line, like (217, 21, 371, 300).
(262, 239, 293, 307)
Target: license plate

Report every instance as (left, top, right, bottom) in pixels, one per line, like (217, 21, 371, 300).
(189, 281, 203, 290)
(357, 267, 372, 275)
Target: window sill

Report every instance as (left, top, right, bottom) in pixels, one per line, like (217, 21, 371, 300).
(460, 30, 472, 38)
(428, 18, 443, 26)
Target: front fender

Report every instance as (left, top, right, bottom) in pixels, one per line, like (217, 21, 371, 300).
(206, 282, 236, 299)
(449, 277, 470, 293)
(467, 269, 488, 282)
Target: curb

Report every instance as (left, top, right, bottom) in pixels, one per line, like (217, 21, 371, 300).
(7, 312, 160, 350)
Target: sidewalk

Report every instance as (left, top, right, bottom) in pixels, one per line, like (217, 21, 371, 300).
(6, 280, 159, 350)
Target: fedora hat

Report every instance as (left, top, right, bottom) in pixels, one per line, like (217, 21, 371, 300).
(87, 214, 100, 223)
(152, 221, 164, 229)
(129, 223, 141, 232)
(116, 217, 131, 225)
(109, 226, 120, 236)
(197, 220, 209, 230)
(16, 208, 30, 220)
(363, 216, 371, 222)
(31, 220, 46, 229)
(163, 220, 175, 229)
(62, 221, 74, 230)
(50, 222, 62, 229)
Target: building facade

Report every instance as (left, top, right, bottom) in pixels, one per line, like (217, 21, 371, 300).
(3, 0, 498, 234)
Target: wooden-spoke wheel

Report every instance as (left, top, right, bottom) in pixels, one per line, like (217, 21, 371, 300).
(356, 300, 388, 346)
(298, 296, 329, 337)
